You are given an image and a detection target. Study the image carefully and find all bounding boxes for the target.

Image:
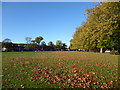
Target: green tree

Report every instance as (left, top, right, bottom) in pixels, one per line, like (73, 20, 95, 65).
(61, 43, 67, 51)
(70, 2, 120, 52)
(48, 41, 54, 47)
(35, 36, 43, 45)
(41, 41, 46, 46)
(41, 41, 46, 51)
(56, 40, 62, 51)
(56, 40, 62, 46)
(48, 41, 55, 51)
(86, 2, 120, 51)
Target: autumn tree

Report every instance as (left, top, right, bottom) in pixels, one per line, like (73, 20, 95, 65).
(70, 2, 120, 52)
(86, 2, 120, 52)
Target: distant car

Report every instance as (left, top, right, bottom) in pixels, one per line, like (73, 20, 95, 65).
(105, 50, 111, 53)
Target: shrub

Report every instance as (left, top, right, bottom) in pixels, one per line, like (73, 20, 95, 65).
(110, 50, 119, 55)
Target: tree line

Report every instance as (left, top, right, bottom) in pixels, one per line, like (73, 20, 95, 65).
(1, 36, 67, 52)
(70, 2, 120, 53)
(1, 2, 120, 53)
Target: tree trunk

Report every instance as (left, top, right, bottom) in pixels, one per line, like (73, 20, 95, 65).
(100, 48, 103, 53)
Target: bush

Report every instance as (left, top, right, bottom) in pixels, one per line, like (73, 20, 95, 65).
(110, 50, 119, 55)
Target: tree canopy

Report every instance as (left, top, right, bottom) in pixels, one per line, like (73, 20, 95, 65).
(70, 2, 120, 50)
(48, 41, 54, 46)
(2, 38, 12, 43)
(56, 40, 62, 46)
(35, 36, 43, 45)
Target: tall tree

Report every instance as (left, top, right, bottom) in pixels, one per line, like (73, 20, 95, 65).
(70, 2, 120, 52)
(35, 36, 43, 45)
(86, 2, 120, 50)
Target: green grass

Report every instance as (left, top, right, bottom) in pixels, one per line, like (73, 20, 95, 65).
(2, 51, 119, 88)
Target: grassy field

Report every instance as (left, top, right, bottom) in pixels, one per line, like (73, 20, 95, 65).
(2, 51, 119, 88)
